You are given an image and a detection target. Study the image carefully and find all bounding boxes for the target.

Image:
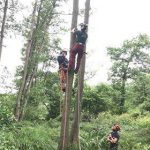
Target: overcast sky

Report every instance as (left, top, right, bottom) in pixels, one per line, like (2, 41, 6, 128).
(1, 0, 150, 85)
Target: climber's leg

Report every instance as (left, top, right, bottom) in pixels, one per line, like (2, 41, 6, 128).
(74, 45, 84, 73)
(68, 43, 78, 71)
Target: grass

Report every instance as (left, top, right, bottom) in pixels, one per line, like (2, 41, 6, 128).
(0, 113, 150, 150)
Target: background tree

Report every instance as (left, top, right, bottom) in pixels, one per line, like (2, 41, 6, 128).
(0, 0, 20, 61)
(131, 74, 150, 112)
(82, 84, 113, 116)
(107, 34, 150, 113)
(14, 0, 60, 121)
(23, 72, 61, 121)
(14, 0, 38, 121)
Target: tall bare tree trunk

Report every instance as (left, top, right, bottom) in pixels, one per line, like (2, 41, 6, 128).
(19, 65, 37, 120)
(70, 0, 79, 47)
(58, 0, 79, 149)
(14, 0, 37, 121)
(70, 0, 91, 149)
(0, 0, 8, 61)
(14, 0, 57, 121)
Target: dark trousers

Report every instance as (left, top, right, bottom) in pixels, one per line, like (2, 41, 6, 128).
(68, 43, 84, 72)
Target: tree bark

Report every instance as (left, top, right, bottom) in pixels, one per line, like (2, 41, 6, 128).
(0, 0, 8, 61)
(70, 0, 91, 148)
(19, 65, 37, 120)
(58, 0, 79, 150)
(14, 0, 57, 121)
(14, 0, 37, 121)
(119, 74, 126, 112)
(70, 0, 79, 47)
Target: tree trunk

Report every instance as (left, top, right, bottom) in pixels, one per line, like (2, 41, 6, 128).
(70, 0, 91, 149)
(70, 0, 79, 47)
(58, 0, 79, 150)
(15, 0, 57, 121)
(119, 76, 126, 113)
(119, 56, 133, 112)
(0, 0, 8, 61)
(19, 65, 37, 120)
(14, 0, 37, 121)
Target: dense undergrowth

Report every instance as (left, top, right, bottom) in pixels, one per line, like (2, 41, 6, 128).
(0, 112, 150, 150)
(1, 82, 150, 150)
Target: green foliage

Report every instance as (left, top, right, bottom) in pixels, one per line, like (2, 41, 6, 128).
(0, 105, 150, 150)
(107, 34, 150, 112)
(125, 74, 150, 113)
(0, 121, 59, 150)
(82, 84, 114, 116)
(80, 121, 109, 150)
(80, 113, 150, 150)
(14, 124, 58, 150)
(0, 131, 16, 150)
(23, 72, 61, 121)
(14, 0, 63, 121)
(132, 74, 150, 105)
(0, 94, 15, 125)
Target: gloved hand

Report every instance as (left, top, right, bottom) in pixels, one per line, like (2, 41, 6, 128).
(71, 28, 77, 33)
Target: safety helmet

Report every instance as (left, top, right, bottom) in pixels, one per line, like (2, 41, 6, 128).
(60, 50, 67, 55)
(80, 23, 88, 30)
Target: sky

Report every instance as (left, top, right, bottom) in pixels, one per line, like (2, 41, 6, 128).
(1, 0, 150, 86)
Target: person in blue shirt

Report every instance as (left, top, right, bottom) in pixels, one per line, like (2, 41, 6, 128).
(57, 50, 68, 70)
(107, 124, 121, 150)
(57, 50, 68, 92)
(68, 23, 88, 73)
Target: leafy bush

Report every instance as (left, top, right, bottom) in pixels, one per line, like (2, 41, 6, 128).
(0, 122, 59, 150)
(0, 94, 15, 125)
(80, 113, 150, 150)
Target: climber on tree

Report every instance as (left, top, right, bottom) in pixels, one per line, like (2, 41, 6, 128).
(107, 124, 121, 150)
(57, 50, 68, 92)
(68, 23, 88, 74)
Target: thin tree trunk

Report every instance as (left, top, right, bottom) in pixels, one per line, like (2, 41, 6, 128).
(70, 0, 79, 47)
(19, 0, 57, 120)
(14, 0, 37, 121)
(120, 75, 126, 112)
(0, 0, 8, 61)
(15, 0, 57, 121)
(70, 0, 91, 148)
(119, 55, 133, 111)
(19, 65, 37, 120)
(58, 0, 79, 149)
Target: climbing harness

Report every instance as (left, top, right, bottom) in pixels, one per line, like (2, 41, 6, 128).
(58, 67, 67, 92)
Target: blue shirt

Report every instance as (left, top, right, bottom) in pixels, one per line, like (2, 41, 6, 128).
(75, 30, 88, 44)
(110, 131, 120, 149)
(111, 131, 119, 140)
(57, 55, 68, 68)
